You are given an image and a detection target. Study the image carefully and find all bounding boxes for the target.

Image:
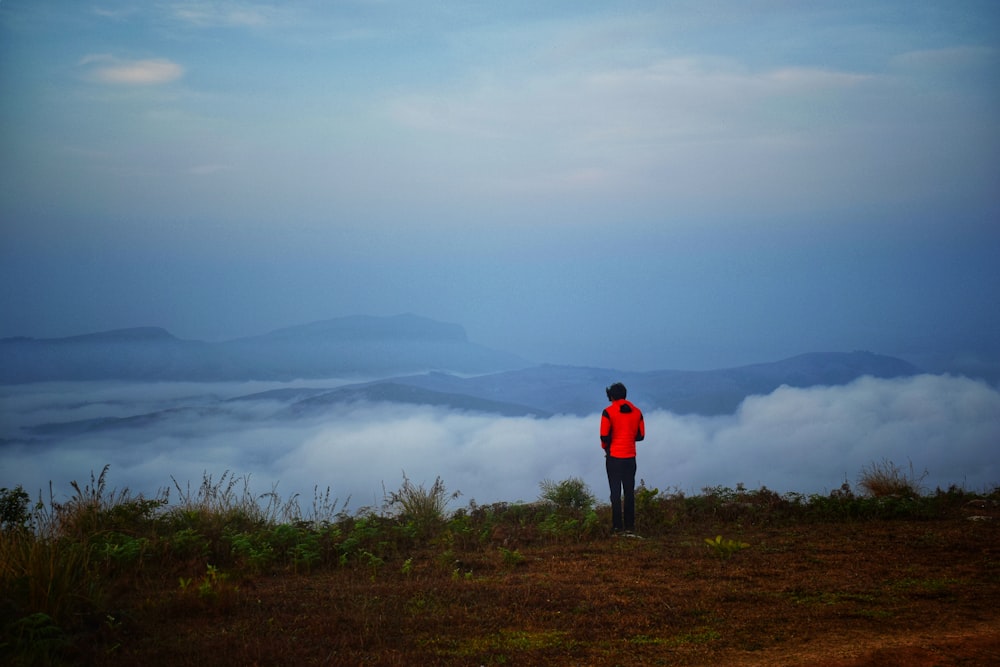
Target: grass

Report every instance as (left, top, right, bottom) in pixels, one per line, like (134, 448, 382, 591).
(0, 463, 997, 665)
(857, 458, 928, 498)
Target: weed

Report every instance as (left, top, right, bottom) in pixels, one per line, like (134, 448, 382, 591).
(704, 535, 750, 559)
(167, 527, 211, 561)
(383, 473, 457, 539)
(95, 532, 151, 570)
(226, 530, 275, 573)
(360, 550, 384, 581)
(307, 485, 349, 527)
(179, 563, 238, 605)
(498, 546, 525, 568)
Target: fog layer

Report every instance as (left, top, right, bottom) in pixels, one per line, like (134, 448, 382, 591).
(2, 374, 997, 512)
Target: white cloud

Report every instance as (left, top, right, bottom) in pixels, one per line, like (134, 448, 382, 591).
(169, 2, 280, 28)
(80, 55, 184, 85)
(2, 375, 997, 514)
(381, 56, 888, 207)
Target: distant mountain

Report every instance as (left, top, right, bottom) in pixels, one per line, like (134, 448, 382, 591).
(21, 380, 549, 440)
(239, 314, 466, 343)
(371, 351, 922, 416)
(13, 350, 924, 441)
(0, 314, 530, 383)
(280, 382, 551, 418)
(0, 327, 226, 383)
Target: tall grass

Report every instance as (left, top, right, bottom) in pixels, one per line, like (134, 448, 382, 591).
(383, 473, 458, 539)
(857, 458, 928, 498)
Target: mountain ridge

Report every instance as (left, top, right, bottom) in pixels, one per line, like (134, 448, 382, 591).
(14, 350, 923, 441)
(375, 350, 921, 416)
(0, 316, 923, 414)
(0, 314, 527, 383)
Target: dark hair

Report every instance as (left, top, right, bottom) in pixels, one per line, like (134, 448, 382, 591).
(605, 382, 627, 401)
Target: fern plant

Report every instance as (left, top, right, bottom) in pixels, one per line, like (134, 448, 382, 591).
(704, 535, 750, 559)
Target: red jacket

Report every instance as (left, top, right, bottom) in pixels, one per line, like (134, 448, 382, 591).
(600, 399, 645, 458)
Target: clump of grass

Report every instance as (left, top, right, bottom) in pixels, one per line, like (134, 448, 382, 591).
(383, 473, 457, 539)
(49, 465, 167, 540)
(858, 459, 927, 498)
(168, 470, 299, 530)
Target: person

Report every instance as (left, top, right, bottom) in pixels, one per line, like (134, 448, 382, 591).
(600, 382, 645, 535)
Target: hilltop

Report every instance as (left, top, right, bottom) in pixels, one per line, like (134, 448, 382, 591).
(1, 475, 997, 666)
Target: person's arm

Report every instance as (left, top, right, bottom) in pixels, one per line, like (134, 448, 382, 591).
(600, 409, 612, 453)
(636, 412, 645, 442)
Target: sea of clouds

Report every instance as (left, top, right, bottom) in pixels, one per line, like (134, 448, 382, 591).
(2, 374, 998, 515)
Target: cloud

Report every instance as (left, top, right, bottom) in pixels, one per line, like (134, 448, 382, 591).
(381, 56, 890, 207)
(92, 7, 140, 21)
(889, 46, 997, 72)
(660, 375, 1000, 494)
(2, 375, 997, 516)
(169, 2, 279, 28)
(80, 55, 184, 85)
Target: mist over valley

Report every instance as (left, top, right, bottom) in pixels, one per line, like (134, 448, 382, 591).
(3, 315, 997, 511)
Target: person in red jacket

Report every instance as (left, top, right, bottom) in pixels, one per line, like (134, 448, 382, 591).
(600, 382, 645, 535)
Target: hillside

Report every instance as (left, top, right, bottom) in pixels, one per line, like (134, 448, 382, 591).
(350, 350, 921, 416)
(0, 314, 529, 383)
(3, 480, 997, 666)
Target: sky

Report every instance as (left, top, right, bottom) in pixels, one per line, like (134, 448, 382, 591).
(2, 374, 998, 509)
(1, 1, 999, 371)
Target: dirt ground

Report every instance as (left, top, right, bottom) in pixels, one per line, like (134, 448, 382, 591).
(93, 505, 1000, 666)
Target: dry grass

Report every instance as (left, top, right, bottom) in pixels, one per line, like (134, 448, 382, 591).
(93, 508, 1000, 666)
(858, 458, 928, 498)
(2, 469, 998, 666)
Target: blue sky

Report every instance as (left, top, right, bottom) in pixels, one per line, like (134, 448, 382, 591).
(2, 1, 998, 371)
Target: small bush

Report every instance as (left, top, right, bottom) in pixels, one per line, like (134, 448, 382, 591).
(0, 486, 33, 532)
(858, 459, 927, 498)
(538, 478, 595, 512)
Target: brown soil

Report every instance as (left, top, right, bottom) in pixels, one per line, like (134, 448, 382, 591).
(91, 509, 999, 666)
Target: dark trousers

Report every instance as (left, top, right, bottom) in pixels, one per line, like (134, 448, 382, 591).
(606, 456, 637, 532)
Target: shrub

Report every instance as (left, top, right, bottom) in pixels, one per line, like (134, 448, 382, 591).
(538, 478, 595, 512)
(858, 459, 927, 498)
(47, 466, 167, 541)
(0, 486, 33, 533)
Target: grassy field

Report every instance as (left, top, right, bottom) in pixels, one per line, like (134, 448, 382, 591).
(2, 464, 998, 666)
